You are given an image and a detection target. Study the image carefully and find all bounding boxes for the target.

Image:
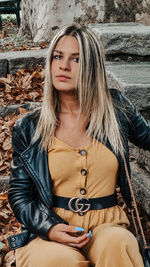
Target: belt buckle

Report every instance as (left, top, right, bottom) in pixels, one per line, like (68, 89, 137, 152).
(68, 197, 91, 213)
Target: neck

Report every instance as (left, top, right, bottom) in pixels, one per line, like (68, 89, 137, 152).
(58, 91, 79, 115)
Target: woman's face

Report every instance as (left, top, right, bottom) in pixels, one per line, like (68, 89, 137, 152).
(51, 35, 80, 93)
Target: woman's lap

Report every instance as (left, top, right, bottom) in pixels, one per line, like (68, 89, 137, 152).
(15, 223, 144, 267)
(15, 236, 90, 267)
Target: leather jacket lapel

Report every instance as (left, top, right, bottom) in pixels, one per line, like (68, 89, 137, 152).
(20, 139, 53, 208)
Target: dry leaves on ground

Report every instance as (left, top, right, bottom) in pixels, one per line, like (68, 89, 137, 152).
(0, 65, 44, 175)
(0, 19, 49, 52)
(0, 108, 28, 176)
(0, 192, 20, 267)
(0, 65, 44, 107)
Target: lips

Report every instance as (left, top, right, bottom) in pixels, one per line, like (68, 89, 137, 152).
(57, 75, 71, 81)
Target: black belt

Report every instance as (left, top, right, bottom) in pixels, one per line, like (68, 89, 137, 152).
(53, 192, 118, 215)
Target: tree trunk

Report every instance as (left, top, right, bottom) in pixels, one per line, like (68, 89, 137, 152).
(19, 0, 105, 42)
(19, 0, 150, 43)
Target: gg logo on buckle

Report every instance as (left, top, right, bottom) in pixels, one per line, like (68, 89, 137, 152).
(68, 197, 91, 213)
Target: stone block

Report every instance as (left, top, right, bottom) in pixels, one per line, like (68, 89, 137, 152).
(131, 162, 150, 216)
(0, 59, 8, 77)
(90, 23, 150, 56)
(9, 57, 46, 74)
(106, 62, 150, 112)
(106, 62, 150, 174)
(130, 144, 150, 174)
(0, 176, 10, 192)
(0, 102, 41, 118)
(0, 49, 48, 75)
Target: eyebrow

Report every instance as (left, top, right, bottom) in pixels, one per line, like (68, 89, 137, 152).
(54, 50, 79, 56)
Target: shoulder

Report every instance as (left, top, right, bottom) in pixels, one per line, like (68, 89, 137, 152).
(109, 88, 134, 115)
(13, 108, 41, 133)
(12, 108, 41, 152)
(110, 88, 129, 105)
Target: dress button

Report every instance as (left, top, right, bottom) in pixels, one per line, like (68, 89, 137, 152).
(81, 169, 87, 176)
(12, 243, 16, 248)
(78, 211, 84, 216)
(79, 150, 87, 156)
(11, 237, 16, 242)
(80, 188, 86, 195)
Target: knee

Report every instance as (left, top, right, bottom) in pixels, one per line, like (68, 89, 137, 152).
(50, 246, 87, 267)
(105, 227, 138, 248)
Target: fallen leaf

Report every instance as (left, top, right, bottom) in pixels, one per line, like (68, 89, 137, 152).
(2, 137, 11, 151)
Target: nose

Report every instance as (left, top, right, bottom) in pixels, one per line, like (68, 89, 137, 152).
(60, 58, 70, 71)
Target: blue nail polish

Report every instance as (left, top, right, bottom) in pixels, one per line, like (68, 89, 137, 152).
(90, 231, 93, 239)
(75, 227, 85, 232)
(86, 230, 91, 237)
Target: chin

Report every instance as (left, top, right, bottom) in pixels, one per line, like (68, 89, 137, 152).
(54, 86, 77, 92)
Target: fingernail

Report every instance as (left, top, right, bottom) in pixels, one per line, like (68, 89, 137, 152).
(75, 227, 85, 232)
(86, 230, 91, 237)
(90, 231, 93, 239)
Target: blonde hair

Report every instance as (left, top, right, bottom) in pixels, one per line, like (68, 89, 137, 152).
(32, 24, 124, 156)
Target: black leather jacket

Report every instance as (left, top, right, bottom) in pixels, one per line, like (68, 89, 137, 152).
(8, 89, 150, 250)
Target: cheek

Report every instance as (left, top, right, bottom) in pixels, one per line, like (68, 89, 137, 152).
(74, 65, 79, 79)
(51, 63, 56, 79)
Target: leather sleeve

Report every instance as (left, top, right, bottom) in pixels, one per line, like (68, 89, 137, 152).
(111, 89, 150, 151)
(8, 124, 68, 240)
(121, 94, 150, 150)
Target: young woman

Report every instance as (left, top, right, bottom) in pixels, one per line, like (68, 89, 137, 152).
(8, 24, 150, 267)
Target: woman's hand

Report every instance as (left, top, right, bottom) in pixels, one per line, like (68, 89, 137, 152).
(48, 223, 92, 248)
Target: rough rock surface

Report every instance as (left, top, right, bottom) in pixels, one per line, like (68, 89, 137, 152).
(131, 162, 150, 216)
(0, 102, 41, 118)
(104, 0, 150, 26)
(0, 49, 48, 76)
(106, 62, 150, 116)
(106, 61, 150, 177)
(0, 59, 8, 77)
(0, 176, 10, 192)
(90, 23, 150, 56)
(130, 144, 150, 174)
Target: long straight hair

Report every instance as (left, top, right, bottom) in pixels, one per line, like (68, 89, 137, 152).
(32, 24, 124, 156)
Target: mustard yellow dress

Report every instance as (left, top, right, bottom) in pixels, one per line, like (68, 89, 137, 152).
(15, 137, 144, 267)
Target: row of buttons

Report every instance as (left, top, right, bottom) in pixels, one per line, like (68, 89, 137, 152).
(79, 150, 87, 216)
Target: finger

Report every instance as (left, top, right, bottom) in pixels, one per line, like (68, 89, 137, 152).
(74, 231, 93, 248)
(67, 234, 92, 249)
(77, 236, 91, 248)
(61, 225, 85, 234)
(60, 231, 87, 244)
(62, 230, 92, 245)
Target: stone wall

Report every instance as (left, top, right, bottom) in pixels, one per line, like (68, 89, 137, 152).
(20, 0, 150, 43)
(104, 0, 150, 25)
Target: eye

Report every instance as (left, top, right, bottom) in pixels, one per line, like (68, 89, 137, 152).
(73, 57, 79, 63)
(53, 54, 62, 60)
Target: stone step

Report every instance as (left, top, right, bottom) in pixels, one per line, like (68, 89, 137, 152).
(89, 22, 150, 57)
(0, 48, 48, 77)
(0, 102, 41, 118)
(106, 61, 150, 174)
(131, 161, 150, 216)
(106, 62, 150, 119)
(1, 22, 150, 77)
